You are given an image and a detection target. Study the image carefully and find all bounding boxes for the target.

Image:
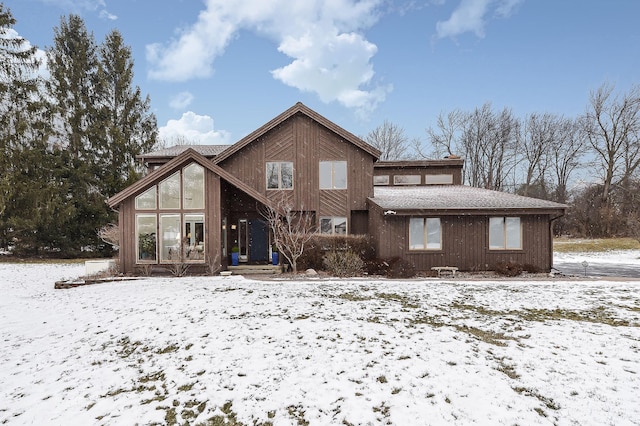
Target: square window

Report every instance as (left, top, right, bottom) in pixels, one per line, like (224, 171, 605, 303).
(266, 162, 294, 190)
(409, 218, 441, 250)
(320, 161, 347, 189)
(320, 217, 348, 235)
(489, 217, 521, 250)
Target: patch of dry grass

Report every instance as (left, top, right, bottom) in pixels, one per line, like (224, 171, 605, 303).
(553, 238, 640, 253)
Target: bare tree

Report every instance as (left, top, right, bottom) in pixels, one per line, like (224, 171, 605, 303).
(517, 112, 560, 197)
(365, 120, 410, 160)
(459, 103, 519, 191)
(549, 117, 586, 204)
(424, 109, 465, 158)
(97, 223, 119, 250)
(260, 195, 316, 274)
(581, 83, 640, 203)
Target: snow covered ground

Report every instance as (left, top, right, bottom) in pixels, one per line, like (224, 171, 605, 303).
(1, 260, 639, 426)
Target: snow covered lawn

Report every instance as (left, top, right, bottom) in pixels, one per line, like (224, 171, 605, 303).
(1, 263, 639, 425)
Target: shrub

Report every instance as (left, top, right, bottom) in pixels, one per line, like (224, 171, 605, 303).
(386, 257, 416, 278)
(323, 250, 364, 277)
(299, 234, 374, 271)
(493, 261, 523, 277)
(364, 257, 416, 278)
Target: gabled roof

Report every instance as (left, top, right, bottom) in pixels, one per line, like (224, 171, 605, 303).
(369, 186, 567, 215)
(138, 144, 230, 161)
(108, 148, 271, 208)
(213, 102, 382, 163)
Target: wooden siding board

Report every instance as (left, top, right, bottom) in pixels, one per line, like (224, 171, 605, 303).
(372, 213, 554, 272)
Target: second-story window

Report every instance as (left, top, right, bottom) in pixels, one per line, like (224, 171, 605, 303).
(266, 162, 293, 190)
(319, 161, 347, 189)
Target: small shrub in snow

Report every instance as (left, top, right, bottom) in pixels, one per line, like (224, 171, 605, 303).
(494, 261, 523, 277)
(323, 250, 364, 277)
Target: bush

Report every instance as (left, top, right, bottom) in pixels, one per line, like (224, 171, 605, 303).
(323, 250, 364, 277)
(298, 234, 374, 271)
(522, 263, 541, 274)
(364, 257, 416, 278)
(493, 261, 523, 277)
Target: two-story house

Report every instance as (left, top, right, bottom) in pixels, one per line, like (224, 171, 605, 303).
(108, 102, 566, 275)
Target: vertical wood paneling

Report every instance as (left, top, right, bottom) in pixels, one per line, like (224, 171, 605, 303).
(372, 213, 554, 272)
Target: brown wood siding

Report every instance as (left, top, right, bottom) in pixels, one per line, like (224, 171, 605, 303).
(219, 112, 375, 225)
(205, 171, 222, 268)
(374, 165, 462, 186)
(371, 213, 553, 272)
(120, 197, 136, 274)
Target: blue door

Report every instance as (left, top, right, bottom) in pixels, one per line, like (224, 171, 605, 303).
(249, 219, 269, 262)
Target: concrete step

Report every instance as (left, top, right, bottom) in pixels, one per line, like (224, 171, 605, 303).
(228, 264, 283, 275)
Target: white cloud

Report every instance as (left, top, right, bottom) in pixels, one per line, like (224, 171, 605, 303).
(99, 9, 118, 20)
(41, 0, 117, 19)
(169, 92, 195, 110)
(435, 0, 521, 39)
(159, 111, 231, 146)
(147, 0, 389, 117)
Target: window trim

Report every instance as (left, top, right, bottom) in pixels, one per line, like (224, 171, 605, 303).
(409, 217, 442, 251)
(393, 175, 421, 185)
(374, 175, 390, 186)
(320, 216, 348, 235)
(266, 161, 294, 190)
(319, 161, 347, 190)
(489, 217, 522, 250)
(425, 174, 454, 185)
(136, 214, 157, 263)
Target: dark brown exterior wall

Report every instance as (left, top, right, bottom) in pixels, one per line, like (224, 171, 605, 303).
(369, 210, 554, 272)
(117, 165, 222, 275)
(218, 112, 374, 226)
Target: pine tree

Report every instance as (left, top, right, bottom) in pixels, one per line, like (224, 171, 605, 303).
(94, 29, 157, 197)
(45, 14, 109, 255)
(0, 4, 62, 253)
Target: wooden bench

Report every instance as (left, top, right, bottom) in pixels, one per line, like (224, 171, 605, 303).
(431, 266, 459, 278)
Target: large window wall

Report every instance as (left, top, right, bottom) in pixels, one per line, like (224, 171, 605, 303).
(134, 163, 206, 264)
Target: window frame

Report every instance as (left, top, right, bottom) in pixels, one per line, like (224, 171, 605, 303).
(409, 217, 442, 251)
(266, 161, 294, 190)
(393, 175, 421, 185)
(136, 214, 158, 263)
(374, 175, 390, 186)
(319, 161, 347, 190)
(320, 216, 348, 235)
(489, 217, 522, 250)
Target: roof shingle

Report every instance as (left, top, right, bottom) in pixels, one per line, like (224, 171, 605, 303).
(369, 186, 567, 212)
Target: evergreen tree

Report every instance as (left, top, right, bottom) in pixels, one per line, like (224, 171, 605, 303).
(45, 14, 109, 255)
(94, 29, 157, 197)
(0, 4, 67, 254)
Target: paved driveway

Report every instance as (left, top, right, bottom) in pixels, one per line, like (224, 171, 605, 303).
(553, 260, 640, 278)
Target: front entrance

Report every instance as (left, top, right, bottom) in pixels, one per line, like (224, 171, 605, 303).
(236, 218, 269, 263)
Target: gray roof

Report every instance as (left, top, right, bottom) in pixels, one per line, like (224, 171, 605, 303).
(140, 144, 231, 159)
(369, 185, 567, 212)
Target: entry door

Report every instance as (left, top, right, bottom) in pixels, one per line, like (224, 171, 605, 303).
(249, 219, 269, 263)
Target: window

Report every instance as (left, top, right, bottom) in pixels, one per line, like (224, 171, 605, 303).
(425, 174, 454, 185)
(266, 162, 293, 190)
(183, 163, 205, 209)
(393, 175, 421, 185)
(320, 161, 347, 189)
(184, 214, 205, 261)
(374, 175, 390, 186)
(160, 214, 181, 261)
(159, 171, 180, 209)
(320, 217, 347, 235)
(135, 187, 156, 210)
(135, 162, 206, 264)
(136, 214, 157, 262)
(489, 217, 522, 250)
(409, 218, 441, 250)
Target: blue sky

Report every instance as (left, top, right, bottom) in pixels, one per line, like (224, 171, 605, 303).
(6, 0, 640, 150)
